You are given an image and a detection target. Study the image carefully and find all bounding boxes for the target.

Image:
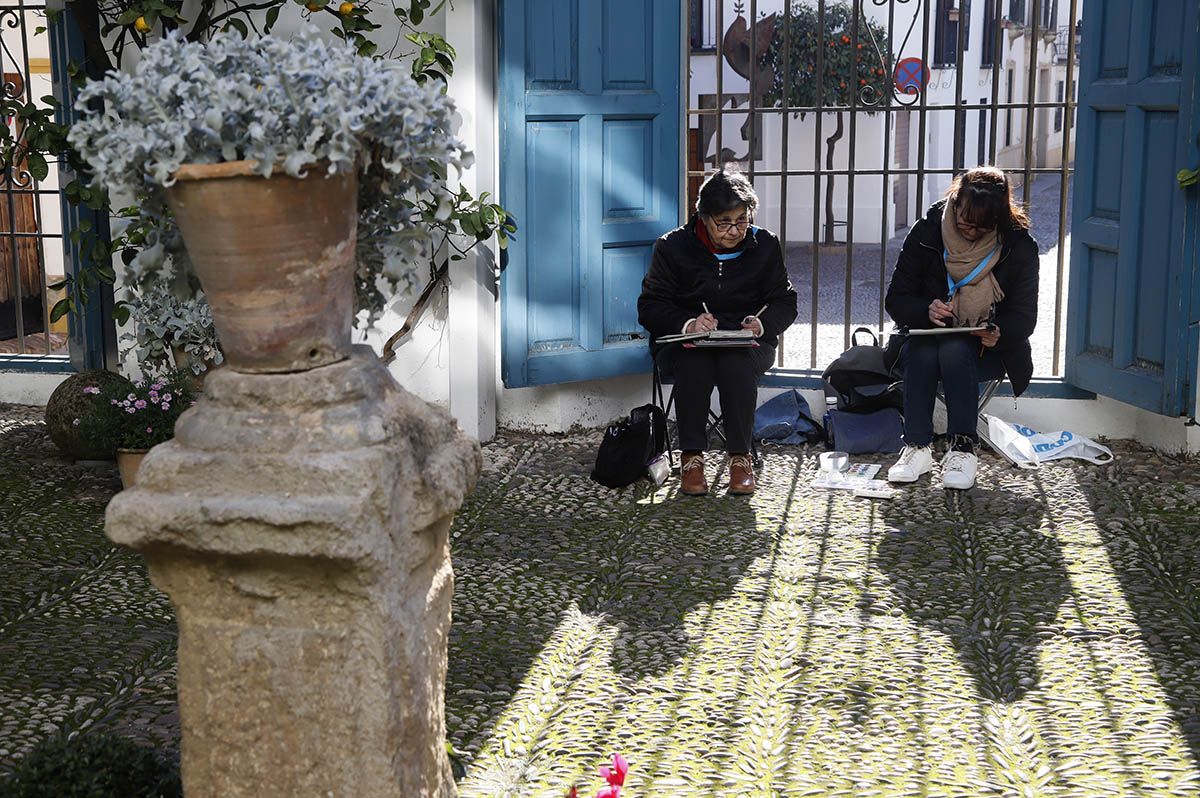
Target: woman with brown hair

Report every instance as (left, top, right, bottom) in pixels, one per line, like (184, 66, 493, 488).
(884, 166, 1039, 490)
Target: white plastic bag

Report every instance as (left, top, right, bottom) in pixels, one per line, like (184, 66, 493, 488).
(983, 414, 1115, 469)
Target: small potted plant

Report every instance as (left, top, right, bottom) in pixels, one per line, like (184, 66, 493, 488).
(79, 371, 198, 488)
(120, 276, 223, 389)
(68, 26, 469, 373)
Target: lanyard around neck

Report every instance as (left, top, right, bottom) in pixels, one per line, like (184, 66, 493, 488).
(943, 246, 998, 298)
(710, 226, 758, 261)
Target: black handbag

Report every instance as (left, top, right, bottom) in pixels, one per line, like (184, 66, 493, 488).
(821, 327, 904, 413)
(590, 404, 667, 488)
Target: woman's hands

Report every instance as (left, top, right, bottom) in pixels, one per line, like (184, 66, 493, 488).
(741, 315, 764, 337)
(928, 298, 955, 327)
(686, 313, 719, 334)
(971, 324, 1001, 348)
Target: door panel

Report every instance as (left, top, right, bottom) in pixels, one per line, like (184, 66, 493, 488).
(1065, 0, 1200, 415)
(501, 0, 682, 388)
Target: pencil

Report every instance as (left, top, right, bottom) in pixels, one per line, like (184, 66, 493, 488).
(754, 304, 768, 318)
(702, 301, 711, 315)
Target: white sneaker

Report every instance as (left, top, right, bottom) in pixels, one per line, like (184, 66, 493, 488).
(887, 445, 934, 483)
(941, 449, 978, 490)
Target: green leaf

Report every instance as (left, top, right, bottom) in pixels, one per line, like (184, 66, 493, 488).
(26, 151, 48, 182)
(77, 217, 93, 233)
(49, 297, 71, 323)
(265, 6, 281, 30)
(1178, 167, 1200, 188)
(46, 278, 69, 291)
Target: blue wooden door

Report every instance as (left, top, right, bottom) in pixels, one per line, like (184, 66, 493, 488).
(499, 0, 682, 388)
(1066, 0, 1200, 416)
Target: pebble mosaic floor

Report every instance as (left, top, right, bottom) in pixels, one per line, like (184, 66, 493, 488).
(4, 401, 1200, 796)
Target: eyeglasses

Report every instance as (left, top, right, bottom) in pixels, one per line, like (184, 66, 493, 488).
(709, 216, 750, 233)
(954, 206, 994, 234)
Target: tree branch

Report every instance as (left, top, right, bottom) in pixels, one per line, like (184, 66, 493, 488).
(186, 0, 217, 41)
(205, 1, 282, 30)
(66, 0, 115, 78)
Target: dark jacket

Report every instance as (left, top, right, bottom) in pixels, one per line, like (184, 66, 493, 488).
(885, 200, 1040, 395)
(638, 216, 799, 349)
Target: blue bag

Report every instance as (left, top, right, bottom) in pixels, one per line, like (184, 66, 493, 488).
(754, 389, 824, 445)
(823, 407, 903, 454)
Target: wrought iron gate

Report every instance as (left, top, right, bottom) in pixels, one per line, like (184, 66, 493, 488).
(686, 0, 1080, 379)
(0, 0, 108, 371)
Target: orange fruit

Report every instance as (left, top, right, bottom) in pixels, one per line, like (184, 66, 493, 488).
(134, 15, 151, 33)
(338, 1, 354, 14)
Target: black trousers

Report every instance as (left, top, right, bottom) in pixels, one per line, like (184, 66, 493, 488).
(657, 343, 776, 453)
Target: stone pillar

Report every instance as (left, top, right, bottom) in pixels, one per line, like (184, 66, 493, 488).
(106, 348, 480, 797)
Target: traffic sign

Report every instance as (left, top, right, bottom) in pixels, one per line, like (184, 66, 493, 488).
(894, 57, 928, 94)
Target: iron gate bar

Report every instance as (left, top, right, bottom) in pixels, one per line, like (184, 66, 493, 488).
(988, 0, 1002, 164)
(915, 0, 931, 225)
(842, 2, 860, 351)
(877, 0, 898, 333)
(1053, 0, 1078, 376)
(1023, 0, 1041, 217)
(777, 0, 792, 367)
(715, 0, 724, 171)
(953, 0, 966, 173)
(747, 0, 757, 186)
(810, 0, 826, 368)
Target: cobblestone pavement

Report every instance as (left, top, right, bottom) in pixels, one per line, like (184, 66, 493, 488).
(5, 401, 1200, 796)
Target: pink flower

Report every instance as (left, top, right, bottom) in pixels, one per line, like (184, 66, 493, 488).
(149, 391, 159, 401)
(127, 393, 136, 401)
(125, 407, 136, 414)
(150, 382, 163, 391)
(134, 399, 147, 409)
(110, 399, 120, 405)
(162, 392, 173, 402)
(161, 403, 170, 411)
(146, 426, 153, 433)
(82, 386, 100, 395)
(596, 754, 627, 798)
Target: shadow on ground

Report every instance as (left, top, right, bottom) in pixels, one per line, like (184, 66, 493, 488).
(876, 488, 1070, 703)
(1071, 450, 1200, 767)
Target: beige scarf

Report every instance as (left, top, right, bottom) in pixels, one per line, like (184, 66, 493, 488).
(940, 198, 1004, 327)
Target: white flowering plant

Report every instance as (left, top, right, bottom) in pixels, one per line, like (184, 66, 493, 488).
(67, 26, 511, 325)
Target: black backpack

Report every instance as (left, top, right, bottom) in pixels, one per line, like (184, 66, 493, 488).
(822, 327, 904, 413)
(590, 404, 668, 488)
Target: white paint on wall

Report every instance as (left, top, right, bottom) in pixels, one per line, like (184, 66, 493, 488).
(0, 372, 68, 406)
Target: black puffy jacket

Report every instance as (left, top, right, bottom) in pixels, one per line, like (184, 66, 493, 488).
(885, 200, 1040, 395)
(638, 216, 798, 349)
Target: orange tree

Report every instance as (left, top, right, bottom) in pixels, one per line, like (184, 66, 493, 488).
(2, 0, 510, 331)
(761, 2, 889, 245)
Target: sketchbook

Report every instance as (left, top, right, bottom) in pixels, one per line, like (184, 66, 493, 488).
(657, 328, 758, 344)
(906, 325, 989, 336)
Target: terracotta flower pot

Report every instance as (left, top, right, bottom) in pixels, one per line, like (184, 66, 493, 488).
(116, 448, 148, 489)
(164, 161, 358, 374)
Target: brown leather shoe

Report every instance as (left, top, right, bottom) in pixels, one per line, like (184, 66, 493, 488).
(680, 452, 708, 495)
(728, 454, 756, 495)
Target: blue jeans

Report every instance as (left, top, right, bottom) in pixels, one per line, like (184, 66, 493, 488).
(900, 334, 1005, 447)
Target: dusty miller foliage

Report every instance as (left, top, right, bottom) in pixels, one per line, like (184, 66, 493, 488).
(68, 26, 468, 326)
(121, 278, 223, 375)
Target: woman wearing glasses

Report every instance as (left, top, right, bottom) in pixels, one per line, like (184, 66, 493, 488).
(884, 165, 1039, 490)
(638, 168, 798, 496)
